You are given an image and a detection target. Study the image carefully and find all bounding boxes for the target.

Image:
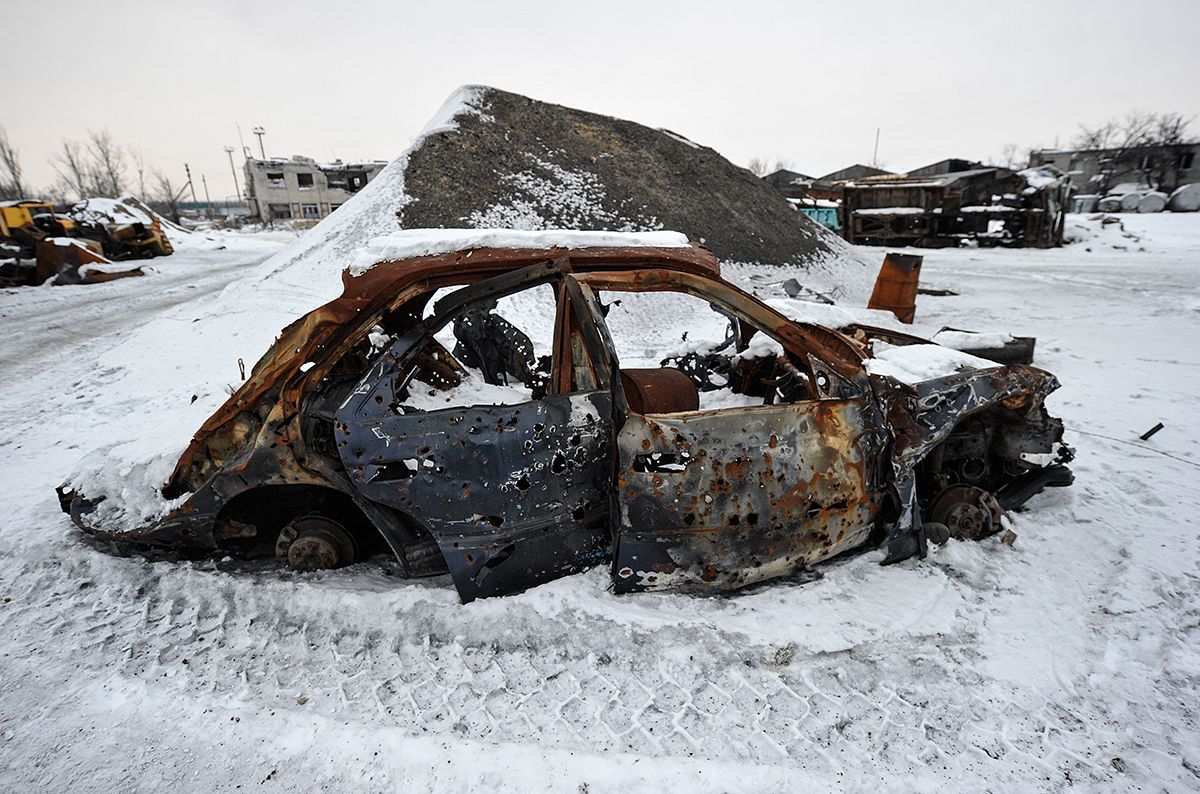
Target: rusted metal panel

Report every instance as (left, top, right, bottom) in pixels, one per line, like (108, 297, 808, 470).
(34, 238, 144, 285)
(867, 252, 922, 323)
(339, 390, 615, 603)
(612, 398, 884, 592)
(619, 368, 698, 414)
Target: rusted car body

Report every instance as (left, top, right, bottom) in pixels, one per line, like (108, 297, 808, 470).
(59, 244, 1072, 603)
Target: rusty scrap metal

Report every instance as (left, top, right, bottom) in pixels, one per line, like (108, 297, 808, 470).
(619, 368, 699, 414)
(867, 252, 922, 323)
(35, 238, 144, 285)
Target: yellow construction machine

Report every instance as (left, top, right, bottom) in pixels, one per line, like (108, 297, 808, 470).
(1, 197, 169, 286)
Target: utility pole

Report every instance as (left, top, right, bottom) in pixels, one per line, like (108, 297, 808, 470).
(872, 128, 881, 168)
(252, 126, 266, 159)
(184, 163, 198, 206)
(201, 174, 212, 217)
(224, 145, 243, 202)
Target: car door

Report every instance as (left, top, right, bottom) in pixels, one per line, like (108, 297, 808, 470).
(335, 263, 615, 603)
(575, 278, 884, 593)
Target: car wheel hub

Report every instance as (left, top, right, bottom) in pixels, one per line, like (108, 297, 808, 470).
(275, 516, 357, 572)
(288, 535, 341, 571)
(929, 484, 1003, 541)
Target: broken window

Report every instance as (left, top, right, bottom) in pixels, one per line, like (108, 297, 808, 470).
(596, 288, 811, 411)
(301, 204, 320, 219)
(266, 172, 285, 188)
(1181, 152, 1195, 171)
(267, 203, 292, 219)
(394, 283, 560, 413)
(329, 203, 342, 213)
(296, 173, 314, 190)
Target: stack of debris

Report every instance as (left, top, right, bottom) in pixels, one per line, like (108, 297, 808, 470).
(840, 163, 1070, 248)
(0, 195, 175, 286)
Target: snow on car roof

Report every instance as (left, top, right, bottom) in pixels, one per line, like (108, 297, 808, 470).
(865, 342, 996, 384)
(349, 229, 691, 276)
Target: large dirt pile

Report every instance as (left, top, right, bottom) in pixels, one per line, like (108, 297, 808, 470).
(401, 87, 842, 266)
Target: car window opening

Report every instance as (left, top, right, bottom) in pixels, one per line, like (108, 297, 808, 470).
(596, 288, 814, 412)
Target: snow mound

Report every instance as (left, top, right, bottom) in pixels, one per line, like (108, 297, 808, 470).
(399, 86, 870, 294)
(764, 296, 906, 331)
(70, 196, 156, 227)
(1167, 183, 1200, 212)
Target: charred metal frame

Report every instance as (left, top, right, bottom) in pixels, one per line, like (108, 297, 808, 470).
(59, 244, 1072, 603)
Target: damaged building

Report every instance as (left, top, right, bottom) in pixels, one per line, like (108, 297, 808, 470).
(244, 156, 387, 221)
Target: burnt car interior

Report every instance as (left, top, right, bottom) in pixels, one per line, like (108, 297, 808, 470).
(593, 286, 818, 410)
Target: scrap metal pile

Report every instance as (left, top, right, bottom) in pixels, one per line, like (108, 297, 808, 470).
(0, 195, 173, 286)
(841, 165, 1070, 248)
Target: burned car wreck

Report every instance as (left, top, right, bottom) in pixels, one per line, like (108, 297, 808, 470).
(59, 241, 1073, 603)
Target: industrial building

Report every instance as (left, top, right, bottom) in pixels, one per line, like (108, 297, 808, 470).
(243, 156, 387, 221)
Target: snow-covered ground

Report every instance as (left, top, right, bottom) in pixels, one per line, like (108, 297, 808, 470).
(1, 214, 1198, 792)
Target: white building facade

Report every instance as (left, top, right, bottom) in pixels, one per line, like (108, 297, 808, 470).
(243, 156, 387, 221)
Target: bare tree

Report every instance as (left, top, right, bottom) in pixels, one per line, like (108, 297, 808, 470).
(52, 140, 89, 201)
(1074, 111, 1194, 191)
(131, 148, 148, 200)
(748, 156, 797, 178)
(151, 169, 182, 223)
(0, 125, 25, 199)
(42, 177, 73, 207)
(1000, 143, 1020, 169)
(86, 129, 126, 196)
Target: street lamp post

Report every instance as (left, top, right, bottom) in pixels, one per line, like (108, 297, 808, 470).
(252, 126, 266, 159)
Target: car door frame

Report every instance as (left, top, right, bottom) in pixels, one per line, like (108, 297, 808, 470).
(572, 269, 888, 593)
(334, 259, 620, 603)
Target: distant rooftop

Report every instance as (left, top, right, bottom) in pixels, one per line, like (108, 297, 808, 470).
(246, 155, 389, 171)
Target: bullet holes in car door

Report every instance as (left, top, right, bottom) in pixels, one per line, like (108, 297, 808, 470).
(335, 267, 616, 602)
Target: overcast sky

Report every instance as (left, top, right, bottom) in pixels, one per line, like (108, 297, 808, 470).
(4, 0, 1198, 200)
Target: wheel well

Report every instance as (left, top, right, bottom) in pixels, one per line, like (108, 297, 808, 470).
(214, 484, 386, 557)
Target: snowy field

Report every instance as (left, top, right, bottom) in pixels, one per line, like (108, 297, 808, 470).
(1, 214, 1198, 792)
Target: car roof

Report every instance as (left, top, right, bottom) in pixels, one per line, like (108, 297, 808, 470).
(336, 244, 722, 302)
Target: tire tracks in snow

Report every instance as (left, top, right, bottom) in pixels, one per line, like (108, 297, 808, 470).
(0, 546, 1123, 786)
